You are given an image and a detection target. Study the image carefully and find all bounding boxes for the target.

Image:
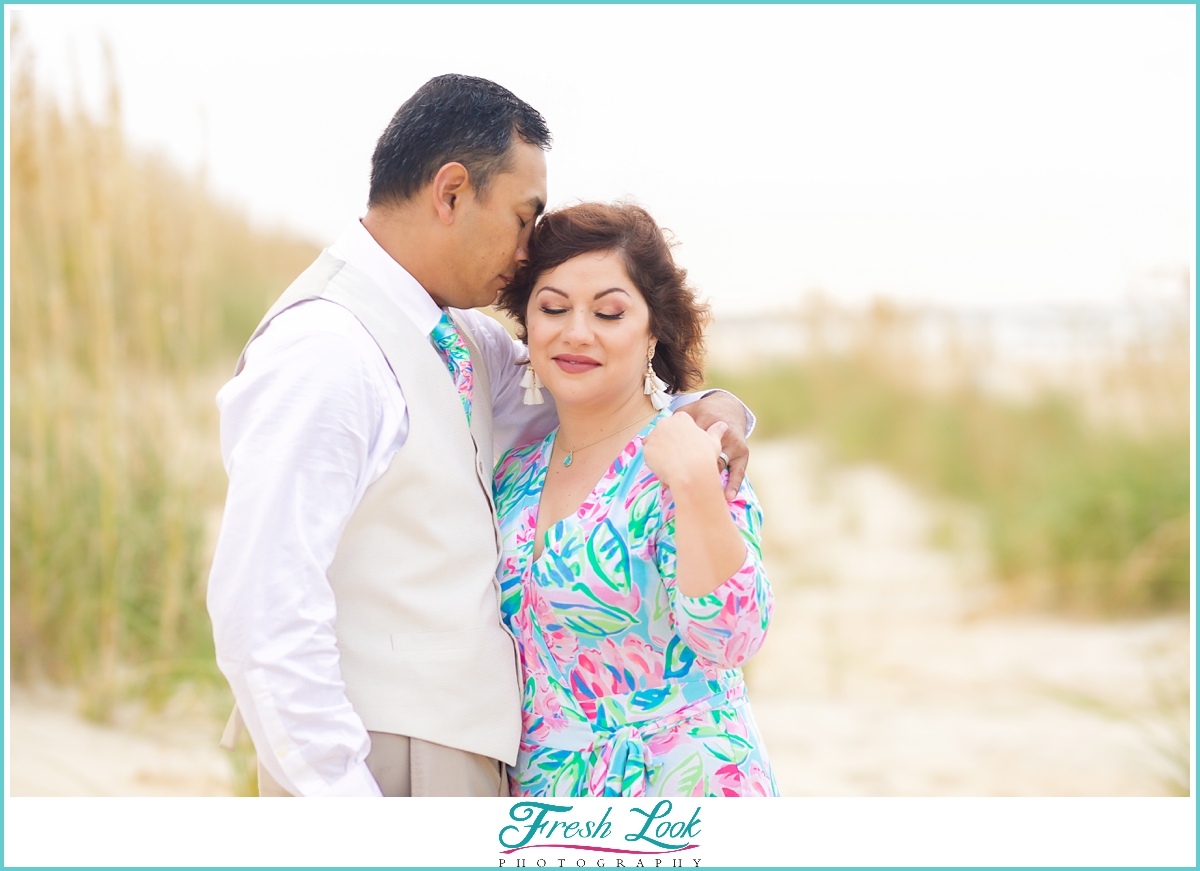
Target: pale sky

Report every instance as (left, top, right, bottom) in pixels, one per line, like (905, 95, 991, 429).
(8, 4, 1196, 315)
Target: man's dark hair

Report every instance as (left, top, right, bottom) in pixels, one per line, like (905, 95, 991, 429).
(369, 74, 551, 208)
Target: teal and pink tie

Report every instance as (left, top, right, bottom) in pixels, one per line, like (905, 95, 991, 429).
(430, 312, 474, 428)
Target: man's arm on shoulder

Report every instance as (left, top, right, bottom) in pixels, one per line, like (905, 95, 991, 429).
(460, 309, 559, 456)
(208, 309, 383, 797)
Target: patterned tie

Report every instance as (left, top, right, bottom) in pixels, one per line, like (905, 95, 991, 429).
(430, 311, 474, 428)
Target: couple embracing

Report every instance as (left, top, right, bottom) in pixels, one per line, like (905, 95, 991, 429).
(207, 75, 777, 798)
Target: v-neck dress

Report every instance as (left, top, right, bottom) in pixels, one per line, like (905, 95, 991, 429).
(492, 413, 778, 797)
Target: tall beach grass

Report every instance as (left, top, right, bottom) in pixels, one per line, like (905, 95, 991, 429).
(709, 299, 1191, 615)
(9, 32, 319, 718)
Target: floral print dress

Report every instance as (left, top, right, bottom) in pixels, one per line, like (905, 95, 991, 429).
(493, 413, 778, 797)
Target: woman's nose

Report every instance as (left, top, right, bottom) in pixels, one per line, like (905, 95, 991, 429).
(563, 310, 593, 344)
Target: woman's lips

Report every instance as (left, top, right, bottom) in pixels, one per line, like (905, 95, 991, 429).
(553, 355, 600, 374)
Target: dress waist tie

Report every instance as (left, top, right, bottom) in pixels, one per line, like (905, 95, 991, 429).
(583, 695, 725, 797)
(586, 725, 650, 797)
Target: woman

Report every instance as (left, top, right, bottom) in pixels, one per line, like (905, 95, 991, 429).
(493, 202, 777, 797)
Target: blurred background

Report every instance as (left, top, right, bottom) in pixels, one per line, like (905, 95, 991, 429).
(6, 5, 1193, 797)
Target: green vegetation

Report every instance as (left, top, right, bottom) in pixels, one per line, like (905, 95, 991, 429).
(710, 355, 1190, 614)
(9, 37, 318, 721)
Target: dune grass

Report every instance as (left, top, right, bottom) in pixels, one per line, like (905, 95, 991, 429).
(709, 349, 1190, 615)
(8, 35, 319, 720)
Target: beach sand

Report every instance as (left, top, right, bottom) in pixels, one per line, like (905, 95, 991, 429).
(746, 438, 1190, 796)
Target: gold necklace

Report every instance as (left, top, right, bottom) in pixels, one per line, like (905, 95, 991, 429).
(555, 410, 658, 467)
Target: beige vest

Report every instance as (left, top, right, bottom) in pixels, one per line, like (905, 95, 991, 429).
(233, 251, 522, 765)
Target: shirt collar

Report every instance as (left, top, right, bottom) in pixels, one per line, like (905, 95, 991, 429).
(326, 219, 445, 337)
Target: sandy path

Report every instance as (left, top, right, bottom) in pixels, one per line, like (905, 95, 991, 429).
(7, 438, 1191, 797)
(745, 438, 1191, 796)
(8, 684, 234, 796)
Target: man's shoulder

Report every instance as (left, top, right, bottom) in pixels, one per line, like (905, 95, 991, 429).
(260, 298, 369, 346)
(220, 299, 386, 420)
(240, 299, 377, 377)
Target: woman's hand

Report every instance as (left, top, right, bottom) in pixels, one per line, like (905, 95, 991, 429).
(643, 413, 727, 492)
(644, 413, 748, 598)
(673, 391, 749, 500)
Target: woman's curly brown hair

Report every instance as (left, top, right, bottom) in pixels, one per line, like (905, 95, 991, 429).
(496, 201, 709, 394)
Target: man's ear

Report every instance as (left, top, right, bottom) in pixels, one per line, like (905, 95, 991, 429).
(431, 161, 471, 225)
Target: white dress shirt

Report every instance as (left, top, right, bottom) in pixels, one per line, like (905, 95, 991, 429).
(207, 219, 750, 796)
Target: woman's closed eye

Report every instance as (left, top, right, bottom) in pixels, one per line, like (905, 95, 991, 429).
(536, 303, 625, 320)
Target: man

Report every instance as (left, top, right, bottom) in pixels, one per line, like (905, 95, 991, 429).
(207, 75, 751, 797)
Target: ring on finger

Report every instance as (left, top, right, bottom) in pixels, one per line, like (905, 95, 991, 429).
(718, 451, 730, 471)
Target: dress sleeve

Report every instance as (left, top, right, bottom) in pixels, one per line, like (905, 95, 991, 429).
(653, 474, 774, 669)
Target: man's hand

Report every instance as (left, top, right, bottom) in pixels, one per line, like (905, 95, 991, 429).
(675, 391, 749, 500)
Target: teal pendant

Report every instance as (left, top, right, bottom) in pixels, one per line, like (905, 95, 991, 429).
(563, 452, 573, 467)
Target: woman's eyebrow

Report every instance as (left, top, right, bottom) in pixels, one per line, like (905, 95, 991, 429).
(535, 286, 629, 300)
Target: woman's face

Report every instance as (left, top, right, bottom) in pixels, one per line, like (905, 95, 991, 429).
(525, 249, 654, 412)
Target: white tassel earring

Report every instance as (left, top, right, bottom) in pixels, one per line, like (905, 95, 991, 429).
(644, 350, 670, 411)
(521, 361, 544, 405)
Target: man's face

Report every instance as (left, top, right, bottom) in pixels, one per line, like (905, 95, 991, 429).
(444, 141, 547, 309)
